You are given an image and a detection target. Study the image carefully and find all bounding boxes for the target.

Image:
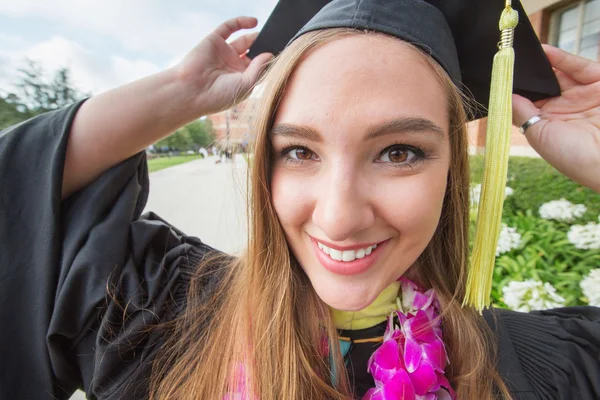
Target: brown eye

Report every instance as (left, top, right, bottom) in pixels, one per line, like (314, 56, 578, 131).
(377, 144, 425, 166)
(287, 147, 317, 161)
(388, 148, 408, 163)
(295, 148, 314, 160)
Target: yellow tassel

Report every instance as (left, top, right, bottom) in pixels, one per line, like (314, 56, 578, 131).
(463, 4, 519, 311)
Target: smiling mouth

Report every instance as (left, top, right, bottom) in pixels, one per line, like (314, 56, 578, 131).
(316, 241, 379, 262)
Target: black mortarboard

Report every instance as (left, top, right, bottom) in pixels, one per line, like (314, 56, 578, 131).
(248, 0, 560, 120)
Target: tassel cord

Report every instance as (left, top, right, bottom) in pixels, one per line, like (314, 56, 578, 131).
(464, 6, 519, 311)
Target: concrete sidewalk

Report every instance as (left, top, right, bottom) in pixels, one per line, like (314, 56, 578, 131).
(143, 153, 249, 254)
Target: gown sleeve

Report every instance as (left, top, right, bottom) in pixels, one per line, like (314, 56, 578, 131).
(486, 306, 600, 400)
(0, 102, 221, 399)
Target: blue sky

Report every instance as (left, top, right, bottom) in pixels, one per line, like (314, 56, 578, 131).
(0, 0, 278, 95)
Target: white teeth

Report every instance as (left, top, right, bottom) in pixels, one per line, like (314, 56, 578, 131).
(317, 241, 378, 262)
(329, 248, 342, 261)
(342, 250, 356, 262)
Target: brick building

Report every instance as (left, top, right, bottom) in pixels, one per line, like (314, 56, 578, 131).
(206, 97, 261, 151)
(469, 0, 599, 156)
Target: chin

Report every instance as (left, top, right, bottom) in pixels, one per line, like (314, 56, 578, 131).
(310, 276, 384, 311)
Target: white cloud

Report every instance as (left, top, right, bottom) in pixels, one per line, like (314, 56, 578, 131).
(0, 35, 160, 94)
(0, 35, 31, 94)
(0, 0, 278, 96)
(110, 55, 161, 87)
(0, 0, 276, 58)
(0, 33, 30, 48)
(25, 36, 93, 76)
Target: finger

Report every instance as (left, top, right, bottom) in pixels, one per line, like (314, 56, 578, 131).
(214, 16, 258, 41)
(542, 44, 600, 85)
(241, 52, 274, 88)
(512, 94, 541, 128)
(239, 54, 252, 68)
(229, 32, 259, 55)
(512, 94, 551, 151)
(554, 68, 579, 91)
(532, 98, 551, 109)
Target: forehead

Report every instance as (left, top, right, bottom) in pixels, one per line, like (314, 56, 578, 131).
(274, 34, 449, 135)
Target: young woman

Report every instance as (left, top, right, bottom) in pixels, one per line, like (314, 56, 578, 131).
(1, 1, 599, 399)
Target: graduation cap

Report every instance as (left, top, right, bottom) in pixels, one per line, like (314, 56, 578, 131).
(248, 0, 559, 120)
(248, 0, 561, 311)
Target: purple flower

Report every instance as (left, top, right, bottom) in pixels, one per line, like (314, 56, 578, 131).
(363, 369, 415, 400)
(402, 310, 446, 375)
(399, 279, 438, 316)
(363, 279, 455, 400)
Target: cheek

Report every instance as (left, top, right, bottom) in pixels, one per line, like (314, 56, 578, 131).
(377, 169, 448, 243)
(271, 168, 314, 230)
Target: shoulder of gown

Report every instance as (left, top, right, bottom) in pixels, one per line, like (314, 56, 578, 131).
(0, 103, 223, 399)
(484, 306, 600, 400)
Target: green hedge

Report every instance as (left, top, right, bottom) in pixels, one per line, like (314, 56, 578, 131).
(470, 155, 600, 223)
(469, 156, 600, 308)
(490, 211, 600, 307)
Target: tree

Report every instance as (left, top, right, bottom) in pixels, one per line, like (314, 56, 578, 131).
(0, 59, 88, 130)
(14, 60, 85, 113)
(154, 119, 215, 152)
(154, 129, 192, 151)
(185, 119, 216, 148)
(0, 96, 25, 130)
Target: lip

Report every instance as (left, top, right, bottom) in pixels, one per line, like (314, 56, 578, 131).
(311, 237, 382, 251)
(309, 236, 388, 276)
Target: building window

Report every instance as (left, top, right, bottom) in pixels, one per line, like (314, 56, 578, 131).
(551, 0, 600, 60)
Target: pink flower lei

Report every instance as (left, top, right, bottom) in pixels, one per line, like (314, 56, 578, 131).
(225, 278, 455, 399)
(363, 278, 456, 400)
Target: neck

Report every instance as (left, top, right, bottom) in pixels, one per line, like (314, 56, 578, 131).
(331, 281, 401, 330)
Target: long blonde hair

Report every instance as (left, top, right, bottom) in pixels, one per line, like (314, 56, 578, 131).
(150, 29, 510, 399)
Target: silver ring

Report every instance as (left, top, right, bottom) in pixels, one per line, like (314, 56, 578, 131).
(519, 115, 543, 135)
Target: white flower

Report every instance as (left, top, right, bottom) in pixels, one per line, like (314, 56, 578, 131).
(470, 184, 513, 207)
(567, 222, 600, 250)
(502, 280, 566, 312)
(496, 224, 522, 256)
(539, 199, 587, 222)
(580, 269, 600, 306)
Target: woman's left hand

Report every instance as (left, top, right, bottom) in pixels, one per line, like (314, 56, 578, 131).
(513, 44, 600, 193)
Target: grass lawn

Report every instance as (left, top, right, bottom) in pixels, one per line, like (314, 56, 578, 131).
(148, 155, 203, 172)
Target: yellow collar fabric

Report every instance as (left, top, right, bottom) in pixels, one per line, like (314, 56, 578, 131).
(331, 282, 401, 330)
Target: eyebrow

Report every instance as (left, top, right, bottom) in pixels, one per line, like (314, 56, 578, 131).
(366, 117, 445, 140)
(270, 117, 445, 142)
(270, 123, 323, 142)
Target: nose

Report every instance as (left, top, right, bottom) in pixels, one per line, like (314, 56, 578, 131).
(312, 165, 375, 242)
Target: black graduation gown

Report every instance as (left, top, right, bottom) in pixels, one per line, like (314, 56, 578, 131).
(1, 103, 599, 400)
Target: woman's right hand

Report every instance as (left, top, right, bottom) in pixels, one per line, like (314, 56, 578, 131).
(62, 16, 272, 199)
(176, 16, 273, 116)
